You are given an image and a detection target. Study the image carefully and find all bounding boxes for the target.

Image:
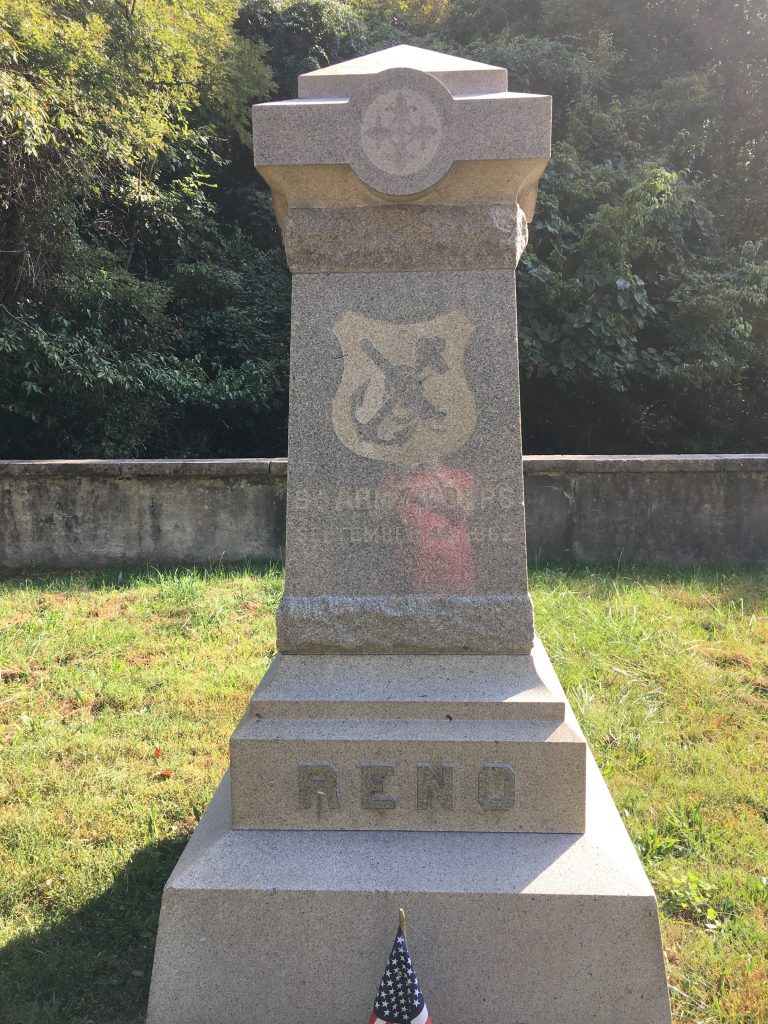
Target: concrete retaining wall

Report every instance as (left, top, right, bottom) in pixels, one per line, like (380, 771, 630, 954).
(524, 455, 768, 564)
(0, 460, 287, 573)
(1, 455, 766, 572)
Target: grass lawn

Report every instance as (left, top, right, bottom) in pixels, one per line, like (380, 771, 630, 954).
(0, 562, 766, 1024)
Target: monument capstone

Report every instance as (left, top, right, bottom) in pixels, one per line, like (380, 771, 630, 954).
(147, 43, 671, 1024)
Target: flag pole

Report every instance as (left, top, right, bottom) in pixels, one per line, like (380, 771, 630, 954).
(399, 907, 407, 939)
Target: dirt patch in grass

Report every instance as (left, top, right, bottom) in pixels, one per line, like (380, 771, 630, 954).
(697, 646, 756, 668)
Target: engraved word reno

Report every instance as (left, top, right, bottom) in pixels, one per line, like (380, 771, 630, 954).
(297, 761, 515, 813)
(331, 310, 477, 465)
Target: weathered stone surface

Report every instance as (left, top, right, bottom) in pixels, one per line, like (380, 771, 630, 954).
(4, 455, 768, 572)
(146, 756, 671, 1024)
(230, 640, 585, 832)
(0, 460, 286, 572)
(298, 43, 509, 99)
(277, 595, 534, 654)
(0, 459, 283, 477)
(524, 454, 768, 564)
(282, 203, 529, 274)
(252, 87, 551, 176)
(148, 42, 670, 1024)
(242, 649, 567, 720)
(231, 716, 584, 832)
(281, 269, 531, 653)
(259, 158, 548, 227)
(252, 65, 551, 196)
(258, 47, 550, 658)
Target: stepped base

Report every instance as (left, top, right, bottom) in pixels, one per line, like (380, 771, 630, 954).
(230, 641, 586, 832)
(146, 756, 671, 1024)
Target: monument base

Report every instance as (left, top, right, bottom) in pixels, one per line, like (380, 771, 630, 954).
(230, 642, 587, 833)
(146, 757, 671, 1024)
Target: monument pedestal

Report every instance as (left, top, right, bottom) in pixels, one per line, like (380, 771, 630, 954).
(229, 641, 586, 834)
(147, 754, 669, 1024)
(148, 642, 670, 1024)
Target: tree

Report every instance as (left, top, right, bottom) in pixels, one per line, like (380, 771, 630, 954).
(0, 0, 288, 457)
(1, 0, 767, 455)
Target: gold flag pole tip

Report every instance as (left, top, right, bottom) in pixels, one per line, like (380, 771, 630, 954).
(399, 907, 406, 934)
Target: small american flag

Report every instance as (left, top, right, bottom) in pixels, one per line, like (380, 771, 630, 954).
(369, 917, 431, 1024)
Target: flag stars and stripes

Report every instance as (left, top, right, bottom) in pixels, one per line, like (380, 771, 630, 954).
(369, 926, 432, 1024)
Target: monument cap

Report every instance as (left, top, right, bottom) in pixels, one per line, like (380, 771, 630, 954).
(252, 46, 552, 199)
(298, 43, 508, 98)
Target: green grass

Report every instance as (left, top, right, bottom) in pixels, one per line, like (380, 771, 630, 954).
(1, 562, 767, 1023)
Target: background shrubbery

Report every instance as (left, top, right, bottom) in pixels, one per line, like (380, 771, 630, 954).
(2, 0, 767, 456)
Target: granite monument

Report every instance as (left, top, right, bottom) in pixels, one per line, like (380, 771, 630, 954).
(147, 44, 671, 1024)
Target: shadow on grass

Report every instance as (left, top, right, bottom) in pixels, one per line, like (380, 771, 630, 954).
(0, 838, 185, 1024)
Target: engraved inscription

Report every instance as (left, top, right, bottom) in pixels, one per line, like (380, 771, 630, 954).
(291, 479, 524, 565)
(296, 761, 519, 816)
(360, 88, 442, 176)
(293, 482, 521, 515)
(478, 764, 515, 812)
(360, 763, 397, 810)
(416, 762, 454, 811)
(298, 762, 340, 809)
(331, 311, 476, 465)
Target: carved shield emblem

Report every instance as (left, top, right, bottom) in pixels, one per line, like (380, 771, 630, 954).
(331, 310, 477, 465)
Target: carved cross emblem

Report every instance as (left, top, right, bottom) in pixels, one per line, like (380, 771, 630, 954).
(361, 88, 442, 176)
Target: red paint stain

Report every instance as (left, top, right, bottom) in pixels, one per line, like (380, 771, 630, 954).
(384, 465, 476, 594)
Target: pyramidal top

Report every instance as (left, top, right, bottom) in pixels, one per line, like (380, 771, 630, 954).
(298, 43, 508, 99)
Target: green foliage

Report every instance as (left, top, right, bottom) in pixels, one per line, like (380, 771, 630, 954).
(518, 155, 768, 449)
(0, 0, 284, 457)
(416, 8, 768, 451)
(1, 0, 768, 454)
(0, 245, 290, 456)
(237, 0, 370, 97)
(634, 802, 714, 864)
(656, 871, 726, 930)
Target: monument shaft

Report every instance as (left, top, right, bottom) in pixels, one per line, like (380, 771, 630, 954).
(262, 61, 547, 655)
(281, 269, 533, 653)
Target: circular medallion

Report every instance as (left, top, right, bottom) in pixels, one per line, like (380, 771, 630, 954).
(350, 68, 454, 197)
